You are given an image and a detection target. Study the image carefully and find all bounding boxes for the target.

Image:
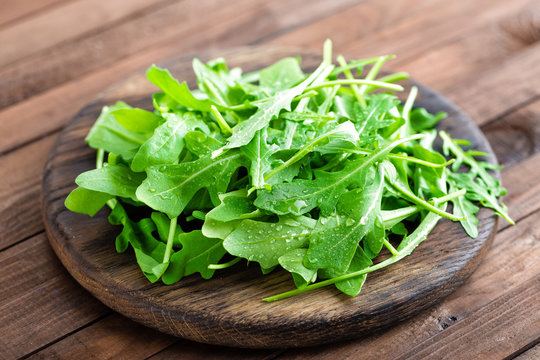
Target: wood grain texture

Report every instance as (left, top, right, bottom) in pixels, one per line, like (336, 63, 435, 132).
(26, 314, 177, 360)
(0, 135, 56, 250)
(0, 0, 172, 68)
(0, 234, 109, 359)
(0, 0, 355, 109)
(0, 0, 69, 28)
(41, 47, 498, 348)
(397, 273, 540, 360)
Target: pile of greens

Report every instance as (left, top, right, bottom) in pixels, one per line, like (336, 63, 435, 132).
(65, 40, 512, 301)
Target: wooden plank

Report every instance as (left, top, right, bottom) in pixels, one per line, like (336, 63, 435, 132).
(0, 0, 69, 28)
(26, 314, 177, 360)
(0, 234, 109, 359)
(268, 0, 533, 60)
(147, 342, 281, 360)
(482, 100, 540, 169)
(396, 1, 540, 89)
(444, 42, 540, 127)
(277, 206, 540, 359)
(0, 0, 172, 69)
(397, 274, 540, 360)
(498, 153, 540, 231)
(0, 135, 56, 250)
(515, 343, 540, 360)
(0, 0, 356, 109)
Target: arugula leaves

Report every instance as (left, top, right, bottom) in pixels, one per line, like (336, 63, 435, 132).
(66, 40, 512, 301)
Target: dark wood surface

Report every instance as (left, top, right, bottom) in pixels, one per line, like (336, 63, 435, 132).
(1, 0, 539, 358)
(41, 48, 497, 348)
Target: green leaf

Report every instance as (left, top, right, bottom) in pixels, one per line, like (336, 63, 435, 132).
(75, 164, 145, 202)
(305, 164, 385, 272)
(192, 58, 246, 106)
(278, 248, 317, 287)
(136, 151, 248, 218)
(353, 93, 397, 134)
(242, 127, 279, 189)
(205, 190, 258, 222)
(164, 230, 227, 283)
(86, 102, 149, 160)
(319, 246, 372, 296)
(146, 65, 215, 112)
(223, 218, 311, 269)
(184, 130, 223, 157)
(259, 57, 305, 93)
(449, 172, 513, 225)
(131, 112, 209, 172)
(65, 187, 112, 216)
(111, 108, 162, 134)
(410, 108, 446, 131)
(449, 184, 479, 238)
(108, 202, 168, 282)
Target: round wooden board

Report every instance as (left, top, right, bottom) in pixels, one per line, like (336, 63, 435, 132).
(42, 47, 499, 348)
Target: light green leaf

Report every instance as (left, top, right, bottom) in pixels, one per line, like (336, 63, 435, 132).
(223, 218, 311, 269)
(136, 151, 248, 218)
(76, 164, 145, 201)
(131, 112, 209, 172)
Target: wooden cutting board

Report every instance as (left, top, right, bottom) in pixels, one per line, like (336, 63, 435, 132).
(41, 47, 498, 348)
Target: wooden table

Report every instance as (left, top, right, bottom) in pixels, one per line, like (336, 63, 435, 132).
(1, 0, 539, 359)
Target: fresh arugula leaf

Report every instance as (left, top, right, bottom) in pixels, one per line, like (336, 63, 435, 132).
(259, 57, 305, 93)
(213, 61, 334, 156)
(255, 135, 421, 216)
(278, 248, 317, 288)
(162, 230, 226, 284)
(131, 112, 209, 172)
(223, 218, 311, 269)
(108, 202, 168, 282)
(449, 172, 513, 224)
(86, 102, 149, 160)
(242, 128, 279, 189)
(111, 108, 162, 134)
(136, 151, 248, 218)
(65, 187, 113, 216)
(319, 246, 372, 296)
(146, 65, 215, 112)
(75, 164, 145, 202)
(305, 164, 384, 272)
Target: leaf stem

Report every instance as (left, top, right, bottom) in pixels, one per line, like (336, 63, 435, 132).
(383, 238, 399, 256)
(365, 72, 409, 93)
(210, 105, 233, 136)
(337, 55, 366, 107)
(359, 149, 454, 168)
(208, 257, 241, 269)
(264, 126, 346, 181)
(431, 188, 466, 206)
(96, 148, 117, 209)
(96, 148, 105, 169)
(357, 55, 393, 97)
(306, 79, 403, 92)
(388, 180, 464, 221)
(329, 56, 386, 77)
(163, 217, 178, 264)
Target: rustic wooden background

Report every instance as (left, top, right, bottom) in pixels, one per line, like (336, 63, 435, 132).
(1, 0, 539, 359)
